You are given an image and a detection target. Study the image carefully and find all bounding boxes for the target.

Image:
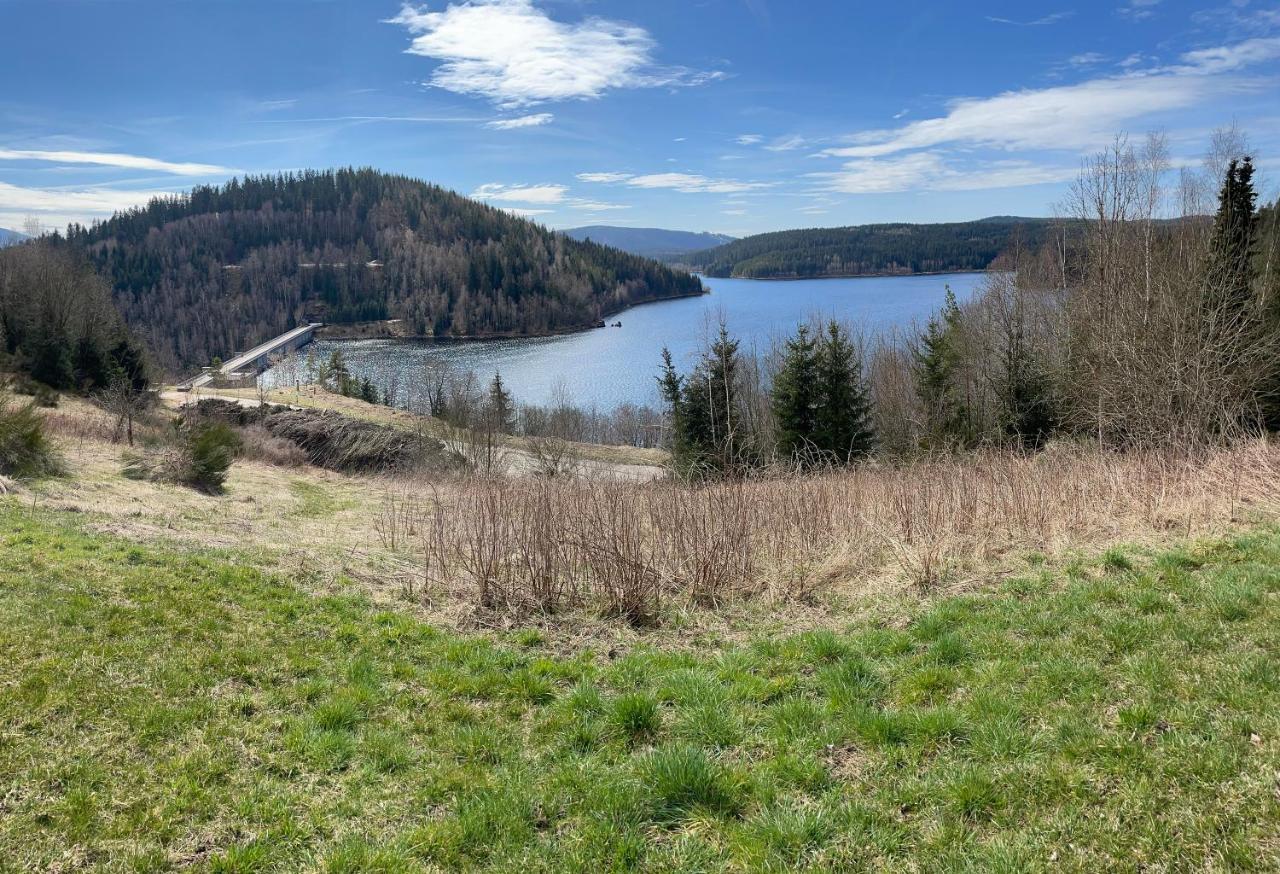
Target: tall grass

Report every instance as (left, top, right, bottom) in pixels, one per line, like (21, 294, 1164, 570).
(395, 441, 1280, 621)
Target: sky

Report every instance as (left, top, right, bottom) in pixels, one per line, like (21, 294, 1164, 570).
(1, 0, 1278, 236)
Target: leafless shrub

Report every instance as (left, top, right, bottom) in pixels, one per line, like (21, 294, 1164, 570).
(390, 440, 1280, 623)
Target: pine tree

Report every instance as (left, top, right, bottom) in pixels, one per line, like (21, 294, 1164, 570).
(915, 286, 969, 449)
(487, 371, 515, 434)
(771, 324, 821, 463)
(815, 321, 875, 461)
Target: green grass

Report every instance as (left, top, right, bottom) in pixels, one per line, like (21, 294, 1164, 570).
(1, 504, 1279, 871)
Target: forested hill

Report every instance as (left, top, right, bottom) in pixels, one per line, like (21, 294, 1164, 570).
(65, 169, 704, 372)
(563, 225, 735, 258)
(686, 217, 1056, 279)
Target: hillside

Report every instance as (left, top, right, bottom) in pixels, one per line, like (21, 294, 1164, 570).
(65, 169, 704, 372)
(0, 228, 29, 246)
(688, 217, 1057, 279)
(563, 225, 735, 258)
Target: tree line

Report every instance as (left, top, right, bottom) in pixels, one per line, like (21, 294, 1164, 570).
(686, 217, 1059, 279)
(0, 242, 150, 394)
(661, 131, 1280, 473)
(58, 168, 703, 373)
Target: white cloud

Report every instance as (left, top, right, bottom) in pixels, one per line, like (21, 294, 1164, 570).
(1118, 0, 1160, 21)
(819, 39, 1280, 160)
(811, 152, 1079, 194)
(387, 0, 721, 107)
(734, 134, 764, 145)
(484, 112, 554, 129)
(1179, 37, 1280, 74)
(764, 135, 809, 152)
(501, 207, 553, 217)
(0, 180, 176, 229)
(986, 11, 1074, 26)
(573, 200, 630, 212)
(576, 171, 633, 183)
(584, 171, 770, 194)
(472, 182, 567, 203)
(1069, 52, 1107, 67)
(0, 148, 231, 176)
(473, 181, 630, 213)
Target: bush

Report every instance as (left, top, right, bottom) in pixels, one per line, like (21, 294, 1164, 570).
(183, 422, 240, 493)
(0, 394, 62, 479)
(122, 419, 240, 494)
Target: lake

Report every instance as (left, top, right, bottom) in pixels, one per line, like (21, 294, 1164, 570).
(262, 271, 986, 411)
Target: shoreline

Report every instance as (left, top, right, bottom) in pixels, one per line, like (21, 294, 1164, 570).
(318, 287, 711, 344)
(698, 268, 990, 282)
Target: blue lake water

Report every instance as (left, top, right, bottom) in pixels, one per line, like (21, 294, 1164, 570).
(263, 272, 985, 411)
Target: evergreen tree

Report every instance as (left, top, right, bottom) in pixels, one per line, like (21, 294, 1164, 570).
(487, 371, 515, 434)
(815, 321, 875, 460)
(1207, 156, 1258, 309)
(914, 286, 970, 449)
(657, 346, 686, 456)
(771, 324, 821, 463)
(662, 324, 752, 474)
(359, 377, 378, 405)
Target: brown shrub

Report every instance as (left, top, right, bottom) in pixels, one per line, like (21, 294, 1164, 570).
(393, 440, 1280, 623)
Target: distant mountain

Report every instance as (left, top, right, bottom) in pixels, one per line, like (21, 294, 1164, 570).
(65, 169, 705, 372)
(563, 226, 735, 259)
(687, 217, 1056, 279)
(0, 228, 29, 247)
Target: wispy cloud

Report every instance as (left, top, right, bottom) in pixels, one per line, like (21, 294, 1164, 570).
(818, 38, 1280, 160)
(578, 171, 770, 194)
(576, 172, 633, 183)
(1068, 52, 1107, 66)
(811, 151, 1078, 194)
(763, 135, 809, 152)
(0, 180, 176, 229)
(387, 0, 723, 108)
(0, 148, 231, 176)
(473, 181, 629, 212)
(472, 182, 567, 204)
(484, 112, 554, 129)
(1118, 0, 1160, 21)
(985, 11, 1075, 26)
(734, 134, 764, 145)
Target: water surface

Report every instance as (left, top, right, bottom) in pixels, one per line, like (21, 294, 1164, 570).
(263, 272, 985, 410)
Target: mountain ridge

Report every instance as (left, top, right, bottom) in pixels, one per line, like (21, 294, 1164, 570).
(63, 169, 704, 372)
(687, 217, 1057, 279)
(562, 225, 735, 258)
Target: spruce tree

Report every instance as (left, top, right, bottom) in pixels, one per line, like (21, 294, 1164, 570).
(1208, 156, 1258, 309)
(487, 371, 515, 434)
(915, 286, 968, 449)
(815, 321, 875, 461)
(772, 324, 820, 463)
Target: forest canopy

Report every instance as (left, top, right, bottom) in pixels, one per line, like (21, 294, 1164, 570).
(62, 168, 704, 373)
(686, 217, 1057, 279)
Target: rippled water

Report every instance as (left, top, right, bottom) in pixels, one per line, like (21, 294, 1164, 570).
(262, 272, 985, 410)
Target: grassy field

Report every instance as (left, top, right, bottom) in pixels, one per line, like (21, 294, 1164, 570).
(1, 502, 1279, 871)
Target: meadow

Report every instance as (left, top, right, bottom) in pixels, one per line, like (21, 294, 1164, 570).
(2, 502, 1278, 871)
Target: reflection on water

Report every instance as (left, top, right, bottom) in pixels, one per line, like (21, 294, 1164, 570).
(262, 272, 986, 411)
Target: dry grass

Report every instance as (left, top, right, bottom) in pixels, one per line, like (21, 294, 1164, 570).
(392, 440, 1280, 622)
(33, 396, 1280, 640)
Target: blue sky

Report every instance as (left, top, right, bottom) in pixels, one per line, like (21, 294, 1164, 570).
(1, 0, 1278, 236)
